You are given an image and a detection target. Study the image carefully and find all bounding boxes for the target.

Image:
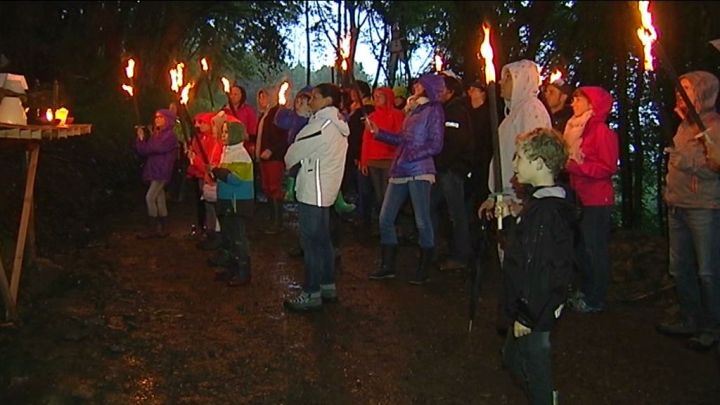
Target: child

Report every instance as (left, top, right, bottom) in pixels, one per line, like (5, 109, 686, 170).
(135, 108, 179, 239)
(187, 112, 223, 238)
(492, 128, 575, 405)
(210, 116, 255, 287)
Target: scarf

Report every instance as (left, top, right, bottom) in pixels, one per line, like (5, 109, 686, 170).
(563, 109, 593, 163)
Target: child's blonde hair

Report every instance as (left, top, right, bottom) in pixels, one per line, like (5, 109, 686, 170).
(515, 128, 569, 176)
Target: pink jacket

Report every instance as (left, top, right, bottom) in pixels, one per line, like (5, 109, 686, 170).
(565, 86, 619, 206)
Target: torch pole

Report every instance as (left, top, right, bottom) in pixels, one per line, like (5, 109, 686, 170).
(130, 77, 141, 124)
(654, 43, 706, 134)
(486, 80, 503, 230)
(205, 73, 216, 110)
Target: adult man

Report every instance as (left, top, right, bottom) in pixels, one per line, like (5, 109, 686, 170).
(543, 78, 574, 134)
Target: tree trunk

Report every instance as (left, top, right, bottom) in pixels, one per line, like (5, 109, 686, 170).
(617, 57, 633, 228)
(305, 0, 311, 87)
(631, 67, 645, 229)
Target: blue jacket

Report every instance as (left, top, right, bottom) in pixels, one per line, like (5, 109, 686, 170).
(275, 107, 310, 144)
(376, 74, 444, 178)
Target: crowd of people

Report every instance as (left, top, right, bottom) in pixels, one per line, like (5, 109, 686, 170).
(132, 62, 720, 404)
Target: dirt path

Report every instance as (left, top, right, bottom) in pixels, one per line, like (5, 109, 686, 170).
(1, 195, 718, 404)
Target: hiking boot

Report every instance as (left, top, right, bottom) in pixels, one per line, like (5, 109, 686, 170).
(284, 291, 322, 312)
(369, 245, 397, 280)
(656, 319, 698, 337)
(320, 283, 338, 303)
(687, 331, 719, 351)
(408, 248, 433, 286)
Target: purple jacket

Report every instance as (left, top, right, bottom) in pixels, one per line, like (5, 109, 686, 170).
(135, 109, 178, 184)
(376, 74, 445, 178)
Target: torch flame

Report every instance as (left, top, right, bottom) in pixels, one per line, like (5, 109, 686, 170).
(170, 62, 185, 93)
(278, 81, 290, 106)
(340, 33, 351, 71)
(45, 108, 53, 122)
(180, 82, 194, 105)
(122, 84, 134, 96)
(434, 54, 443, 73)
(125, 58, 135, 79)
(221, 77, 230, 93)
(54, 107, 69, 126)
(550, 69, 563, 84)
(479, 23, 496, 83)
(201, 58, 209, 72)
(636, 1, 658, 71)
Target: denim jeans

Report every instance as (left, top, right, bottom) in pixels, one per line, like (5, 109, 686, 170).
(668, 206, 720, 330)
(502, 330, 553, 405)
(379, 180, 433, 248)
(431, 171, 471, 262)
(576, 205, 612, 308)
(298, 203, 334, 294)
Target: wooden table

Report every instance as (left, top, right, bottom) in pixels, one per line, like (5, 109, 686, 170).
(0, 123, 92, 321)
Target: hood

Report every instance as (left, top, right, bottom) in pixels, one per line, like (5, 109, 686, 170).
(577, 86, 613, 122)
(417, 74, 444, 103)
(226, 120, 247, 145)
(194, 111, 215, 125)
(375, 87, 396, 110)
(156, 109, 176, 132)
(679, 70, 719, 115)
(501, 59, 542, 106)
(314, 106, 350, 137)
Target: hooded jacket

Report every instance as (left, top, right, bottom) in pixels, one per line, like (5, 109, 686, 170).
(435, 92, 474, 176)
(565, 86, 619, 206)
(491, 60, 551, 196)
(135, 108, 178, 184)
(285, 106, 350, 207)
(217, 119, 254, 203)
(275, 86, 313, 144)
(360, 87, 404, 166)
(188, 112, 223, 180)
(375, 74, 445, 178)
(665, 71, 720, 208)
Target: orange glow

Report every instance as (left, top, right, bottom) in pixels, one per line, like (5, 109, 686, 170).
(200, 57, 209, 72)
(221, 77, 230, 93)
(180, 82, 194, 105)
(434, 54, 443, 72)
(550, 69, 563, 84)
(636, 1, 658, 71)
(479, 23, 496, 83)
(170, 62, 185, 93)
(54, 107, 69, 126)
(340, 33, 351, 71)
(125, 58, 136, 79)
(45, 108, 53, 122)
(278, 81, 290, 105)
(122, 84, 134, 96)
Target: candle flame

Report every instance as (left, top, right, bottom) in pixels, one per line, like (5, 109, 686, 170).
(45, 108, 53, 122)
(122, 84, 134, 96)
(180, 82, 194, 105)
(170, 62, 185, 93)
(636, 1, 658, 71)
(125, 58, 135, 79)
(549, 69, 563, 84)
(201, 57, 209, 72)
(479, 23, 496, 83)
(278, 81, 290, 105)
(434, 54, 443, 72)
(221, 77, 230, 93)
(340, 33, 351, 71)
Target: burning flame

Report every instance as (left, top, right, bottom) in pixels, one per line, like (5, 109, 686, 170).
(54, 107, 69, 126)
(45, 108, 53, 122)
(479, 23, 496, 83)
(278, 81, 290, 105)
(221, 77, 230, 93)
(170, 62, 185, 93)
(122, 84, 134, 96)
(636, 1, 658, 71)
(125, 58, 136, 79)
(434, 54, 443, 72)
(550, 69, 563, 84)
(340, 33, 351, 71)
(200, 57, 209, 72)
(180, 82, 194, 105)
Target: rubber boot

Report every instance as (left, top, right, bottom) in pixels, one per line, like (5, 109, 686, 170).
(155, 216, 169, 238)
(227, 256, 251, 287)
(409, 248, 433, 285)
(333, 191, 356, 214)
(369, 244, 397, 280)
(284, 177, 296, 202)
(136, 218, 157, 240)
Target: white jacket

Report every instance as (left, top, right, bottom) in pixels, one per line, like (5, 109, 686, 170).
(285, 106, 349, 207)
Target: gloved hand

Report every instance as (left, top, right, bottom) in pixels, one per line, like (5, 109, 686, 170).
(211, 167, 231, 182)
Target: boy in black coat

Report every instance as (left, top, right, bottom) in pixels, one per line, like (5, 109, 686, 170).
(493, 127, 575, 405)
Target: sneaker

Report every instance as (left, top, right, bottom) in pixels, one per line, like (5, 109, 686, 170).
(284, 291, 322, 312)
(656, 320, 698, 337)
(320, 284, 338, 303)
(687, 332, 719, 351)
(570, 297, 604, 313)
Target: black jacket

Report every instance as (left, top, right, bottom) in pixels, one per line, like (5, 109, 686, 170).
(551, 106, 573, 134)
(468, 102, 493, 201)
(435, 95, 474, 176)
(502, 186, 576, 332)
(347, 104, 375, 164)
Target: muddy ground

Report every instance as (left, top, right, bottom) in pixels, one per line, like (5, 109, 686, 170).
(1, 186, 719, 404)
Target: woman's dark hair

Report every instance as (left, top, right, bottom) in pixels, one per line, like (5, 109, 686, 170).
(231, 83, 247, 105)
(314, 83, 342, 108)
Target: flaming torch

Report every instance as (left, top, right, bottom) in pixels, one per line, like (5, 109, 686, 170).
(549, 69, 563, 85)
(478, 22, 503, 231)
(221, 76, 238, 117)
(434, 54, 444, 73)
(339, 33, 351, 85)
(278, 81, 290, 106)
(200, 57, 216, 109)
(122, 58, 141, 124)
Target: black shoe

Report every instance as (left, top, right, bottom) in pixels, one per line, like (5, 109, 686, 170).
(369, 245, 397, 280)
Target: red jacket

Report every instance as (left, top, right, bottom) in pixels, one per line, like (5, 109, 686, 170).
(360, 87, 404, 166)
(566, 86, 619, 206)
(188, 112, 223, 180)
